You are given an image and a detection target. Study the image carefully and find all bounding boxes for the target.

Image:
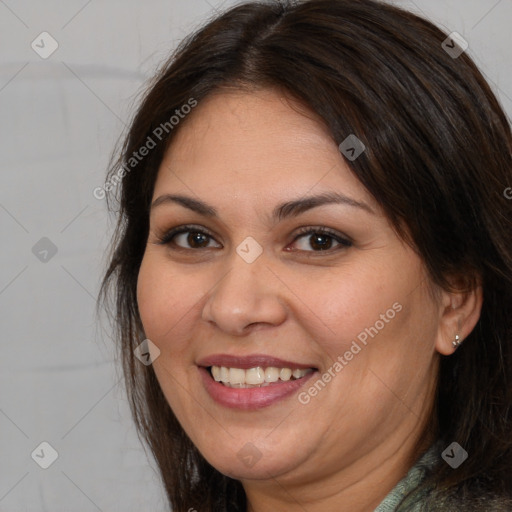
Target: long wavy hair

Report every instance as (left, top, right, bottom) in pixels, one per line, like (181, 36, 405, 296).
(97, 1, 512, 510)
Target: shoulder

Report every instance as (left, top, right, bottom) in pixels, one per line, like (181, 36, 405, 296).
(390, 443, 512, 512)
(420, 489, 512, 511)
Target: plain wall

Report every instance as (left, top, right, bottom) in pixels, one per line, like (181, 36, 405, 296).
(1, 0, 510, 510)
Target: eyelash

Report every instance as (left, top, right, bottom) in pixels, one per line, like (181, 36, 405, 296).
(155, 224, 353, 254)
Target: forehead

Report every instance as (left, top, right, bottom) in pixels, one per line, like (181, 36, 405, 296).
(153, 88, 377, 214)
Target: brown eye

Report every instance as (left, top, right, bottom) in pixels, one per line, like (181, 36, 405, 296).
(309, 233, 334, 251)
(185, 231, 210, 248)
(157, 225, 221, 250)
(291, 228, 352, 252)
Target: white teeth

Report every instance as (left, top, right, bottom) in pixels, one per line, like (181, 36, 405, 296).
(280, 368, 292, 381)
(264, 367, 280, 383)
(229, 368, 245, 385)
(212, 366, 221, 381)
(209, 365, 313, 387)
(292, 369, 304, 379)
(246, 367, 265, 385)
(220, 366, 229, 382)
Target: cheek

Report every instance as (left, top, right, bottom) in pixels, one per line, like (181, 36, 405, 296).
(136, 254, 199, 345)
(301, 256, 435, 381)
(302, 266, 407, 348)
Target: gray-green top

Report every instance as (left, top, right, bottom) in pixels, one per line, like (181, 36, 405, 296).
(374, 444, 439, 512)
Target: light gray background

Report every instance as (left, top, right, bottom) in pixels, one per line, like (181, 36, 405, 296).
(0, 1, 510, 511)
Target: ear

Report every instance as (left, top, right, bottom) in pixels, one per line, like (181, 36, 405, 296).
(435, 282, 483, 356)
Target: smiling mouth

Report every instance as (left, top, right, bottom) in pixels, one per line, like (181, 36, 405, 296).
(208, 365, 315, 388)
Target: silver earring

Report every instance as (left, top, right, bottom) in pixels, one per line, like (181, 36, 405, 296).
(452, 334, 462, 348)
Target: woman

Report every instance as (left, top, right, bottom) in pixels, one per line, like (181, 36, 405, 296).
(98, 0, 512, 510)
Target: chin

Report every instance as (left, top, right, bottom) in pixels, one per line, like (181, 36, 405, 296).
(216, 456, 296, 481)
(197, 437, 310, 482)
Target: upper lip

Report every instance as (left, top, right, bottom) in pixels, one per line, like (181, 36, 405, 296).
(197, 354, 317, 370)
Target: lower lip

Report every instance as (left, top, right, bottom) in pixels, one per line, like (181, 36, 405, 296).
(199, 367, 317, 410)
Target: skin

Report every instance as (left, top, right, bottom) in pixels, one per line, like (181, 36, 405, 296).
(136, 88, 482, 512)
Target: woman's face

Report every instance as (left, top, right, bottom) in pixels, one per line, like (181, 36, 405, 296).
(137, 89, 444, 488)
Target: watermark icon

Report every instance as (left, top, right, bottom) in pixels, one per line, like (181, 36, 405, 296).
(339, 134, 366, 161)
(93, 98, 198, 200)
(32, 237, 58, 263)
(298, 302, 403, 405)
(441, 32, 468, 59)
(31, 441, 59, 469)
(134, 339, 161, 365)
(441, 442, 468, 469)
(503, 187, 512, 200)
(31, 32, 59, 59)
(236, 236, 263, 263)
(237, 442, 263, 468)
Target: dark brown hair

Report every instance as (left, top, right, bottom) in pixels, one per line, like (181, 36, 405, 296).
(97, 1, 512, 510)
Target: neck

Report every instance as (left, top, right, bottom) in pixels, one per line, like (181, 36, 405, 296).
(243, 423, 434, 512)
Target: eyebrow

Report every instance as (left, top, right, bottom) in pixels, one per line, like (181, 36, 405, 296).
(150, 191, 375, 221)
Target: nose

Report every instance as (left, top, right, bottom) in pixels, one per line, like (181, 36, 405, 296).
(201, 249, 287, 335)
